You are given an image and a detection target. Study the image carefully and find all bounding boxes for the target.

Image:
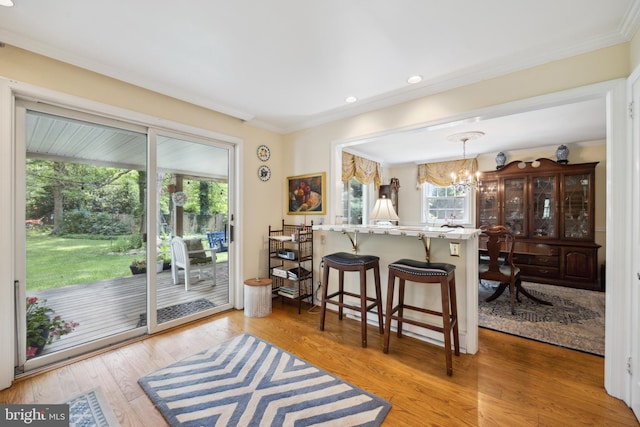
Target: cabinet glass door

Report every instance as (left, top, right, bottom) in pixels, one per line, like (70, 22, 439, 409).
(531, 176, 557, 238)
(504, 177, 526, 236)
(563, 173, 592, 239)
(477, 179, 499, 227)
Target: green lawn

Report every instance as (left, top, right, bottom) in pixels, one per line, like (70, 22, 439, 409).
(26, 233, 228, 291)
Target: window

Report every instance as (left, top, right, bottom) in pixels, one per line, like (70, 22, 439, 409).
(422, 183, 473, 225)
(341, 178, 365, 225)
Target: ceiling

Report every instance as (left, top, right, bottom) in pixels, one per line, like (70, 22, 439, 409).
(1, 1, 638, 164)
(26, 111, 230, 179)
(344, 97, 608, 165)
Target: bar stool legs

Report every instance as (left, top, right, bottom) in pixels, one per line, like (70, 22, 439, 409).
(319, 252, 384, 348)
(383, 259, 460, 376)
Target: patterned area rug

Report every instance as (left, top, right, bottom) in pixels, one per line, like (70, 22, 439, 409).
(137, 298, 216, 327)
(139, 333, 391, 426)
(479, 281, 605, 356)
(67, 387, 120, 427)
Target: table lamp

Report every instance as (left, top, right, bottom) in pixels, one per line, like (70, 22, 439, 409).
(369, 195, 399, 226)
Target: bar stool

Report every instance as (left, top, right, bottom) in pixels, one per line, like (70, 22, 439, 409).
(383, 258, 460, 376)
(319, 252, 384, 348)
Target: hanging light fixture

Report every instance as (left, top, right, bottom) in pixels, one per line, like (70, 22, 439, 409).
(447, 131, 484, 191)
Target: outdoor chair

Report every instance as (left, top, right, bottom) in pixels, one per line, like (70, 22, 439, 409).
(206, 231, 228, 253)
(170, 236, 216, 291)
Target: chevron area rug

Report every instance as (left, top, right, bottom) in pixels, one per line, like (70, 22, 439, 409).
(139, 334, 391, 426)
(67, 387, 120, 427)
(479, 281, 605, 356)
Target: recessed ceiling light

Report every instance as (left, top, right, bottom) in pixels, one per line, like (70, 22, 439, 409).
(0, 0, 14, 6)
(345, 96, 357, 103)
(407, 75, 423, 84)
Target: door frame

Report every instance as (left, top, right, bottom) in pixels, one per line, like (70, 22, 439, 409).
(628, 65, 640, 421)
(0, 78, 242, 384)
(329, 78, 633, 403)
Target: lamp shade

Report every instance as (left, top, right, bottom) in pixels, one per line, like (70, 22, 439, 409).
(369, 196, 399, 223)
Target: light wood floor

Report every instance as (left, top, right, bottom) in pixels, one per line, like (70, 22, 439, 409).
(2, 301, 637, 426)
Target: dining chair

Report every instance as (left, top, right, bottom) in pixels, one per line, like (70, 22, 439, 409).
(478, 225, 521, 314)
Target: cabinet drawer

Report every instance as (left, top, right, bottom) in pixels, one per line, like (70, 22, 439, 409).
(518, 265, 560, 278)
(532, 255, 559, 266)
(512, 254, 533, 264)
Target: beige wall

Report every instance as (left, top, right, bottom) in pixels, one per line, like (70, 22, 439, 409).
(387, 142, 606, 268)
(284, 44, 628, 152)
(630, 27, 640, 71)
(0, 42, 628, 283)
(0, 44, 284, 283)
(284, 46, 624, 279)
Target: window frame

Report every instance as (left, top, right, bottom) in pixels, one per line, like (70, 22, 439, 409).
(341, 178, 372, 225)
(421, 182, 475, 226)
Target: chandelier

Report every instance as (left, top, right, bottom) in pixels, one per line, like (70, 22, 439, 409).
(447, 131, 484, 191)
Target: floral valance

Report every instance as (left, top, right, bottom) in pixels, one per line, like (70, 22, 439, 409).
(417, 158, 478, 187)
(342, 151, 381, 188)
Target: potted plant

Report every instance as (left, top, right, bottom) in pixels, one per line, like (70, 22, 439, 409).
(130, 259, 147, 275)
(26, 297, 78, 359)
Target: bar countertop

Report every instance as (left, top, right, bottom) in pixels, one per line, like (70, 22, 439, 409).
(312, 224, 481, 240)
(312, 223, 481, 354)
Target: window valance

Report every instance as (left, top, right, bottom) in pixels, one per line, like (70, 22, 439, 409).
(342, 151, 381, 188)
(417, 158, 478, 187)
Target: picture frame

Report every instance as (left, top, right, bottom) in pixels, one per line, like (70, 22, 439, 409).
(287, 172, 326, 215)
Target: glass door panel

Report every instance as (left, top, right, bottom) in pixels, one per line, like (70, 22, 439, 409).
(531, 176, 557, 238)
(563, 173, 592, 239)
(19, 106, 148, 368)
(155, 135, 231, 327)
(478, 179, 499, 227)
(504, 177, 526, 236)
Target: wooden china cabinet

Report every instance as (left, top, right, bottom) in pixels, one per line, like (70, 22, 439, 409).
(477, 158, 601, 290)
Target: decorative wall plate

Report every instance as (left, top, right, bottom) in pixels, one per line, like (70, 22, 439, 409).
(258, 165, 271, 181)
(172, 191, 188, 206)
(257, 144, 270, 161)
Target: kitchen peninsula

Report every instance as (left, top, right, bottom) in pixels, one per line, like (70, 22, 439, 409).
(312, 224, 481, 354)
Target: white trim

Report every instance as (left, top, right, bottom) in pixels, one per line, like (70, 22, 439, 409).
(0, 81, 15, 389)
(421, 183, 474, 226)
(0, 77, 242, 385)
(6, 79, 242, 145)
(628, 61, 640, 421)
(331, 78, 630, 401)
(147, 129, 159, 332)
(604, 79, 631, 402)
(13, 104, 26, 367)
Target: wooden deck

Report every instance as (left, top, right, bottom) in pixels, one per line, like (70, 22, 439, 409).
(26, 262, 230, 357)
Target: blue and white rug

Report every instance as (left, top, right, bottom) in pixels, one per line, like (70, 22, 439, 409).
(67, 387, 120, 427)
(138, 333, 391, 426)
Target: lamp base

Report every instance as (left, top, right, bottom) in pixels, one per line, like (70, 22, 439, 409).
(372, 221, 398, 228)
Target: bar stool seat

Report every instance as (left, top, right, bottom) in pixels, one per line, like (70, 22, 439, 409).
(384, 258, 460, 376)
(319, 252, 384, 348)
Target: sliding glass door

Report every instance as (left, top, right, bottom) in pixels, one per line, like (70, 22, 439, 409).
(15, 101, 233, 372)
(150, 133, 231, 329)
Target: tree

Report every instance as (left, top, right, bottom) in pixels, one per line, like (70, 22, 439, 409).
(197, 181, 210, 232)
(26, 159, 142, 235)
(52, 162, 66, 234)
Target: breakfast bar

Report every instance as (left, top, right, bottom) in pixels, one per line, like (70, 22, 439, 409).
(312, 224, 481, 354)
